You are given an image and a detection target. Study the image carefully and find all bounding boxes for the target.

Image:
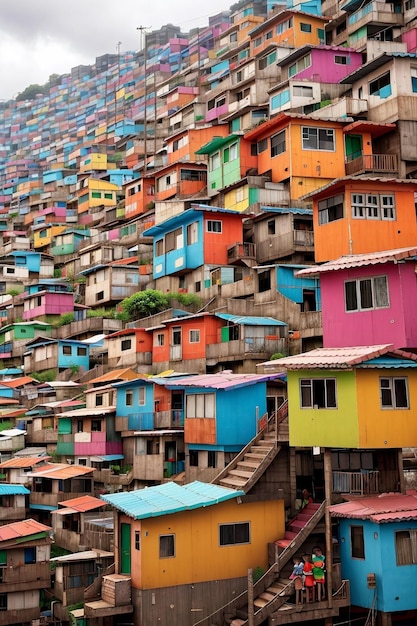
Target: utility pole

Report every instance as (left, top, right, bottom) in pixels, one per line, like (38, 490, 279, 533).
(137, 26, 151, 173)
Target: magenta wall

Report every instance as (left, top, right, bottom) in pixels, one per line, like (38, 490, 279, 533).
(322, 262, 417, 349)
(295, 48, 362, 84)
(24, 292, 74, 320)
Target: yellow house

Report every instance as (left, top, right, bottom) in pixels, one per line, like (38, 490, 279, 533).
(77, 178, 119, 214)
(100, 481, 285, 624)
(33, 225, 66, 249)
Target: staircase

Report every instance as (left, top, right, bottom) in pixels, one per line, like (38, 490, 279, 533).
(212, 412, 281, 493)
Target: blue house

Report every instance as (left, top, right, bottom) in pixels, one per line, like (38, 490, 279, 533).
(23, 337, 89, 375)
(331, 493, 417, 618)
(276, 264, 321, 311)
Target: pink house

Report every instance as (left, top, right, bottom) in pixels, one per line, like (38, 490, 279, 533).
(22, 284, 75, 321)
(297, 247, 417, 350)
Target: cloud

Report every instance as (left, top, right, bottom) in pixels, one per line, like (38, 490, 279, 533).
(0, 0, 229, 99)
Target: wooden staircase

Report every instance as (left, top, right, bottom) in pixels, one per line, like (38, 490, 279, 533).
(212, 406, 288, 494)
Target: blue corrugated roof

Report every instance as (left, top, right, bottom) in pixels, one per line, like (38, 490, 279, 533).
(358, 356, 417, 369)
(215, 313, 287, 326)
(0, 484, 30, 495)
(29, 503, 58, 511)
(101, 480, 244, 520)
(259, 206, 313, 216)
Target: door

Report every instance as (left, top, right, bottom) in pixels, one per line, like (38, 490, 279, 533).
(120, 523, 131, 574)
(171, 326, 182, 361)
(345, 134, 362, 161)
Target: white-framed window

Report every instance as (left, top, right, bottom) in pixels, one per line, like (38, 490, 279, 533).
(219, 522, 250, 546)
(380, 377, 409, 409)
(271, 130, 286, 157)
(335, 55, 348, 64)
(210, 152, 220, 170)
(229, 142, 238, 161)
(138, 387, 146, 406)
(302, 127, 335, 151)
(300, 378, 337, 408)
(186, 393, 215, 418)
(189, 329, 200, 343)
(156, 333, 165, 347)
(369, 72, 391, 97)
(318, 194, 344, 224)
(293, 85, 314, 98)
(351, 193, 395, 220)
(345, 276, 389, 312)
(207, 220, 222, 233)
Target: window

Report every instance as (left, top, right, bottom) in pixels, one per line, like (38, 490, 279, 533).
(335, 55, 348, 64)
(0, 594, 6, 611)
(189, 450, 199, 466)
(258, 50, 276, 70)
(380, 377, 409, 409)
(276, 17, 293, 34)
(395, 530, 417, 565)
(139, 387, 146, 406)
(78, 458, 87, 466)
(351, 193, 395, 220)
(406, 0, 416, 9)
(369, 72, 391, 97)
(351, 525, 365, 559)
(160, 534, 175, 558)
(104, 193, 113, 200)
(208, 450, 217, 468)
(268, 220, 276, 235)
(300, 22, 312, 32)
(156, 333, 165, 347)
(219, 522, 250, 546)
(318, 194, 344, 224)
(91, 192, 102, 199)
(186, 393, 215, 418)
(293, 85, 314, 98)
(77, 420, 83, 433)
(254, 36, 262, 47)
(24, 547, 36, 564)
(229, 142, 238, 161)
(165, 227, 183, 252)
(63, 345, 72, 356)
(189, 330, 200, 343)
(96, 394, 104, 406)
(257, 138, 267, 154)
(121, 339, 132, 351)
(207, 220, 222, 233)
(77, 347, 87, 356)
(187, 221, 198, 245)
(300, 378, 337, 408)
(302, 127, 335, 151)
(91, 420, 102, 432)
(271, 130, 286, 157)
(126, 390, 133, 406)
(210, 152, 220, 170)
(288, 53, 311, 77)
(156, 239, 164, 256)
(96, 291, 104, 301)
(135, 530, 141, 551)
(345, 276, 389, 312)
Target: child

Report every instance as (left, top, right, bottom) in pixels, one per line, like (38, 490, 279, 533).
(312, 547, 326, 601)
(302, 553, 315, 602)
(289, 556, 304, 604)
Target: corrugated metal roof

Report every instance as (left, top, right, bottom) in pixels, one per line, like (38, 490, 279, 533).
(330, 492, 417, 523)
(266, 345, 417, 370)
(0, 484, 30, 495)
(101, 480, 244, 520)
(1, 376, 36, 388)
(358, 356, 417, 369)
(340, 52, 417, 84)
(215, 313, 287, 326)
(0, 518, 51, 542)
(88, 368, 139, 385)
(0, 457, 50, 469)
(50, 549, 113, 562)
(56, 495, 107, 512)
(166, 371, 285, 390)
(57, 406, 115, 418)
(296, 247, 417, 277)
(27, 463, 95, 480)
(258, 206, 313, 216)
(300, 176, 417, 201)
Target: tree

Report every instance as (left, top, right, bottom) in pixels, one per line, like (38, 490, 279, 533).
(16, 84, 47, 101)
(120, 289, 169, 320)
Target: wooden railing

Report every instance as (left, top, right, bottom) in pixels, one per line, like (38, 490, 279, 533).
(345, 153, 398, 175)
(332, 470, 379, 495)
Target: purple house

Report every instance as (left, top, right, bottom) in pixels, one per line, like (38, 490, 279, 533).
(297, 247, 417, 350)
(270, 45, 363, 116)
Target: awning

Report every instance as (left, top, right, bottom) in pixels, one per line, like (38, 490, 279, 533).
(90, 454, 124, 462)
(29, 503, 58, 511)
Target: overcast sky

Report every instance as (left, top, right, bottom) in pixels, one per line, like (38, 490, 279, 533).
(0, 0, 230, 101)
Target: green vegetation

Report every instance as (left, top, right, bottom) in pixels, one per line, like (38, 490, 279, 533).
(54, 312, 75, 327)
(253, 566, 265, 583)
(0, 421, 14, 432)
(167, 292, 202, 307)
(31, 369, 57, 382)
(270, 352, 284, 361)
(119, 289, 169, 320)
(87, 308, 115, 319)
(6, 288, 23, 297)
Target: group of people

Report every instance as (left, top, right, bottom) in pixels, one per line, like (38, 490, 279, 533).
(289, 547, 326, 603)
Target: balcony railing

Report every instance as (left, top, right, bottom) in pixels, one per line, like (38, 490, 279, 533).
(227, 242, 256, 264)
(127, 409, 184, 431)
(345, 153, 398, 176)
(333, 470, 379, 495)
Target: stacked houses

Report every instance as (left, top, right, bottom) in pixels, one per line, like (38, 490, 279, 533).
(0, 0, 416, 624)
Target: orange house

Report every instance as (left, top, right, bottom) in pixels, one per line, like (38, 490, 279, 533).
(107, 328, 153, 369)
(150, 313, 223, 367)
(304, 177, 417, 262)
(158, 85, 199, 120)
(166, 125, 229, 166)
(244, 112, 346, 200)
(124, 177, 155, 220)
(250, 9, 329, 57)
(154, 162, 207, 202)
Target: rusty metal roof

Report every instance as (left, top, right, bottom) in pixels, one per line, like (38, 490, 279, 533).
(267, 344, 417, 370)
(27, 463, 95, 479)
(88, 368, 139, 385)
(1, 376, 37, 388)
(297, 247, 417, 277)
(0, 457, 50, 469)
(0, 518, 51, 542)
(55, 495, 106, 513)
(330, 492, 417, 523)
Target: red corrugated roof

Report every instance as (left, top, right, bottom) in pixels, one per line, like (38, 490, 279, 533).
(297, 247, 417, 277)
(57, 494, 106, 512)
(0, 457, 50, 468)
(1, 376, 36, 388)
(28, 463, 95, 479)
(0, 518, 51, 542)
(330, 492, 417, 523)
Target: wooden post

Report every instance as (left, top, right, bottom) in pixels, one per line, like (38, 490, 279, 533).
(248, 568, 254, 626)
(398, 449, 405, 494)
(324, 448, 333, 608)
(289, 448, 297, 517)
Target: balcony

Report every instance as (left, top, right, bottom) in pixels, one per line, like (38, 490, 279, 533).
(347, 1, 403, 34)
(345, 153, 398, 176)
(0, 561, 50, 591)
(332, 470, 379, 495)
(127, 410, 184, 431)
(207, 337, 287, 363)
(227, 242, 256, 266)
(85, 574, 133, 619)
